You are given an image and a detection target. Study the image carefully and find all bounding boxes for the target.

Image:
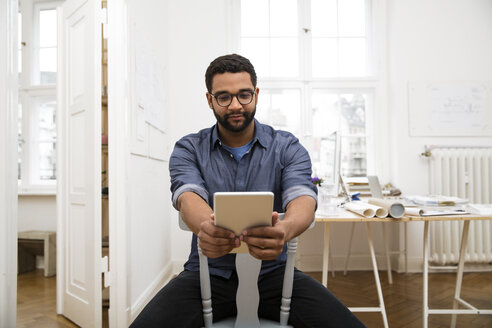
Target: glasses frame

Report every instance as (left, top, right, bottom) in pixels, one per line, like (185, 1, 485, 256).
(209, 90, 255, 107)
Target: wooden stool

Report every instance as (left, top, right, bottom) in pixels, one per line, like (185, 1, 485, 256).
(18, 231, 56, 277)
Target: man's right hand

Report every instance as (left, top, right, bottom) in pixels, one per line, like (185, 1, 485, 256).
(197, 214, 239, 258)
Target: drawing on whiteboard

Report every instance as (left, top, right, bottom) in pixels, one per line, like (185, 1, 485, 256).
(408, 81, 492, 137)
(428, 84, 487, 130)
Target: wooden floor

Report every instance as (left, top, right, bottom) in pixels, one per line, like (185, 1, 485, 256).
(17, 269, 107, 328)
(310, 270, 492, 328)
(17, 268, 492, 327)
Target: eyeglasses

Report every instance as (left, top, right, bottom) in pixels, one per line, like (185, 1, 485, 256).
(209, 90, 255, 107)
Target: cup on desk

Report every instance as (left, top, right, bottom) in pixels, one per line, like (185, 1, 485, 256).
(318, 184, 340, 214)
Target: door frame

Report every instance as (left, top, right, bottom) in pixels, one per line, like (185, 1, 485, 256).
(0, 0, 19, 326)
(107, 0, 130, 326)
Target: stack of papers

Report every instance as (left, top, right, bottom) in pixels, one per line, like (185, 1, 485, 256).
(466, 204, 492, 215)
(404, 195, 469, 206)
(405, 208, 469, 216)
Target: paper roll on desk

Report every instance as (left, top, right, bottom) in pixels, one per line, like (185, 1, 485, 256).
(344, 201, 389, 218)
(405, 207, 424, 216)
(368, 198, 405, 218)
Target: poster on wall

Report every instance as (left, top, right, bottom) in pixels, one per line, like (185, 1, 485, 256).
(134, 23, 166, 133)
(408, 81, 492, 136)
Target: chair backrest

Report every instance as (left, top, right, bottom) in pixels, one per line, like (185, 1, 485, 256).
(178, 213, 309, 327)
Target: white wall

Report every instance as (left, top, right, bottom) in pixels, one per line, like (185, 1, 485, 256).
(387, 0, 492, 266)
(18, 196, 57, 232)
(166, 0, 230, 267)
(126, 0, 175, 319)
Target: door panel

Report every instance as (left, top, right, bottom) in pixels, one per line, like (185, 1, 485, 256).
(57, 0, 101, 326)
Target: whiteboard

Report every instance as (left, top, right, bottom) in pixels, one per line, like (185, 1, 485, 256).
(408, 81, 492, 136)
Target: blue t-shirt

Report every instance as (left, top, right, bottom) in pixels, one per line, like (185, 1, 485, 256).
(221, 139, 254, 162)
(169, 119, 317, 279)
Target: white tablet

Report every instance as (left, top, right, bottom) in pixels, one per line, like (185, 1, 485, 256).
(214, 191, 274, 253)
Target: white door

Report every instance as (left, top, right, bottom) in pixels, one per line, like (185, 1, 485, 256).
(57, 0, 102, 326)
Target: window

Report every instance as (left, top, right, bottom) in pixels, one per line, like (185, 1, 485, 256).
(18, 0, 61, 193)
(238, 0, 380, 184)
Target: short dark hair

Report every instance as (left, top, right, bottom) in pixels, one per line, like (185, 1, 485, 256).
(205, 54, 257, 93)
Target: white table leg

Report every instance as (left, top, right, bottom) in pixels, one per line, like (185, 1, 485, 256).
(322, 222, 330, 287)
(366, 222, 389, 328)
(404, 221, 408, 273)
(450, 220, 470, 328)
(382, 223, 393, 284)
(423, 221, 429, 328)
(344, 222, 356, 276)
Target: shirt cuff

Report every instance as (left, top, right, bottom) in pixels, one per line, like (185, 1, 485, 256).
(282, 185, 318, 212)
(172, 183, 209, 210)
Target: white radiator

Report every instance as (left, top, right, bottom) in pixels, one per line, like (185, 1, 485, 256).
(428, 147, 492, 265)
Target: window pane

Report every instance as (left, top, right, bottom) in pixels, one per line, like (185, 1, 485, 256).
(311, 0, 337, 37)
(339, 38, 366, 77)
(18, 102, 22, 180)
(338, 0, 366, 37)
(39, 48, 57, 84)
(18, 12, 22, 83)
(38, 141, 57, 180)
(241, 0, 269, 37)
(40, 9, 57, 47)
(31, 96, 57, 183)
(270, 0, 297, 37)
(339, 93, 366, 135)
(310, 91, 367, 180)
(270, 38, 298, 77)
(312, 38, 338, 77)
(241, 38, 270, 78)
(256, 89, 301, 136)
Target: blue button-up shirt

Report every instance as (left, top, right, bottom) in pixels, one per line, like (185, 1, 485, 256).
(169, 119, 317, 279)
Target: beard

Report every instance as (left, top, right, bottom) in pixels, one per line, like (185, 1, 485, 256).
(213, 106, 256, 133)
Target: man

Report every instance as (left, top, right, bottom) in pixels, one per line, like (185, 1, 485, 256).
(130, 54, 365, 327)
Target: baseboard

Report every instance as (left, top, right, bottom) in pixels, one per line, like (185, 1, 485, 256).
(130, 262, 174, 322)
(172, 259, 186, 276)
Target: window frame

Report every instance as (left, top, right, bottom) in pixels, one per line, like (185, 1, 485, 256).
(231, 0, 387, 180)
(18, 0, 61, 195)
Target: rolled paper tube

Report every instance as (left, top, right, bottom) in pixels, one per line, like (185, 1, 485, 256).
(405, 207, 424, 216)
(344, 201, 376, 218)
(368, 198, 405, 218)
(374, 206, 389, 218)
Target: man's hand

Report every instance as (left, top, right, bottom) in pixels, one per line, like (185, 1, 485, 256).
(197, 214, 239, 258)
(241, 212, 288, 260)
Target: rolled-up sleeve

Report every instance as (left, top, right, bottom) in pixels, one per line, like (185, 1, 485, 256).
(169, 137, 209, 210)
(280, 138, 318, 211)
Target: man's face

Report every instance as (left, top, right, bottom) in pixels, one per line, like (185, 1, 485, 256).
(207, 72, 259, 133)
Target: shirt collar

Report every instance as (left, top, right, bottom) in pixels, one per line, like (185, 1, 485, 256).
(211, 119, 269, 149)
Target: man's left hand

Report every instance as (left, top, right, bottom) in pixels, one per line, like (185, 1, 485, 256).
(241, 212, 287, 260)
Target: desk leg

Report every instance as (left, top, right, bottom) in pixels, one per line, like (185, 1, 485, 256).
(366, 222, 389, 328)
(423, 221, 429, 328)
(344, 222, 356, 276)
(404, 221, 408, 273)
(382, 223, 393, 284)
(322, 222, 330, 287)
(450, 220, 470, 328)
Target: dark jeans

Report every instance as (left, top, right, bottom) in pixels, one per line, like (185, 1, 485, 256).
(130, 267, 366, 328)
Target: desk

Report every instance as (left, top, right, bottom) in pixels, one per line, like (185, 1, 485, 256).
(315, 212, 492, 328)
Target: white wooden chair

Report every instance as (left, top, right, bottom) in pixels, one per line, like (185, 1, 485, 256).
(179, 213, 307, 328)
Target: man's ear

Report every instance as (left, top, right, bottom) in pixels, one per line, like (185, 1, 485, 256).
(206, 92, 213, 109)
(255, 87, 260, 105)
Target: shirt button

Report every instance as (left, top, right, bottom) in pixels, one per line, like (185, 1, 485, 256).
(230, 154, 233, 158)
